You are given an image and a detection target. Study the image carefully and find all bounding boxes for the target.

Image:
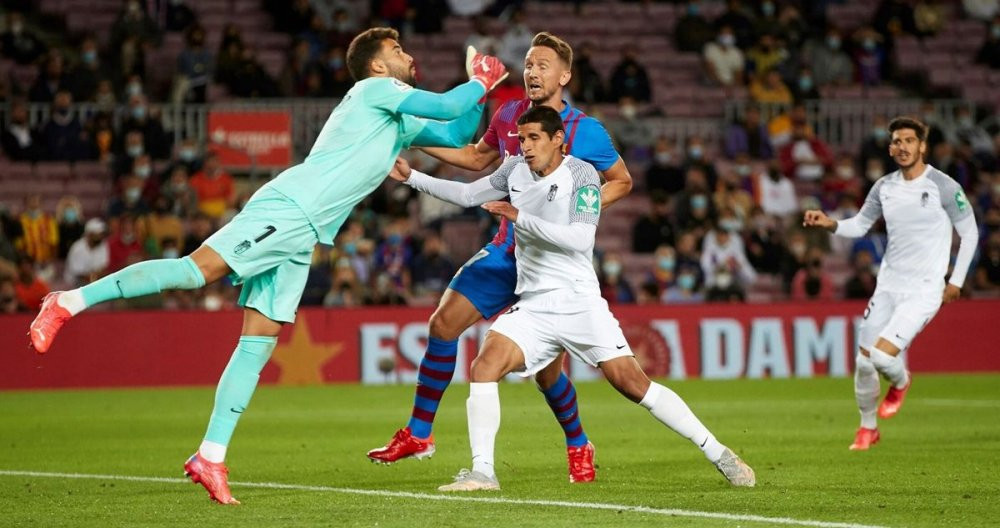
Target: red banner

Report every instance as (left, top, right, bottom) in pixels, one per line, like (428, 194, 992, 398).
(2, 300, 998, 390)
(207, 110, 292, 168)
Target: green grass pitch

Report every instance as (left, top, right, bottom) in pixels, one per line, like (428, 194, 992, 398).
(1, 375, 998, 527)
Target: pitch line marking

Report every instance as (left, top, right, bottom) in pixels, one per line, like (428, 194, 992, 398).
(0, 469, 888, 528)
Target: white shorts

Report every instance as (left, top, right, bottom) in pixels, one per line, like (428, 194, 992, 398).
(488, 291, 634, 377)
(859, 289, 942, 352)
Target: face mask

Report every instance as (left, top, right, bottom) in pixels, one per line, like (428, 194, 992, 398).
(719, 34, 736, 47)
(179, 148, 196, 162)
(329, 57, 344, 69)
(655, 152, 672, 165)
(135, 165, 151, 178)
(827, 36, 841, 50)
(688, 145, 703, 159)
(82, 50, 97, 64)
(657, 256, 676, 271)
(687, 4, 699, 16)
(836, 166, 854, 180)
(127, 145, 143, 157)
(720, 219, 742, 232)
(862, 38, 876, 51)
(131, 106, 147, 120)
(691, 195, 708, 209)
(63, 208, 79, 223)
(873, 128, 888, 141)
(620, 105, 637, 119)
(162, 248, 180, 259)
(125, 187, 142, 203)
(762, 2, 775, 16)
(603, 261, 622, 276)
(736, 164, 751, 177)
(126, 82, 143, 96)
(715, 272, 733, 289)
(798, 76, 813, 92)
(387, 233, 402, 245)
(678, 274, 696, 290)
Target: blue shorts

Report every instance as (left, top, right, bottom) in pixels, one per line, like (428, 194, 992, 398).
(448, 244, 518, 319)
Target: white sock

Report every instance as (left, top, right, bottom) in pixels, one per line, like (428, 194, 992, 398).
(57, 289, 87, 316)
(854, 353, 879, 430)
(868, 347, 908, 389)
(639, 382, 725, 463)
(467, 382, 500, 478)
(199, 440, 227, 463)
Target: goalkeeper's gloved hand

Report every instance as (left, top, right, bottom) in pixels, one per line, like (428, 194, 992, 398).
(466, 46, 509, 92)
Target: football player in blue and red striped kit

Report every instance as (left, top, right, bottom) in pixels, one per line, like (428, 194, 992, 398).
(367, 32, 633, 484)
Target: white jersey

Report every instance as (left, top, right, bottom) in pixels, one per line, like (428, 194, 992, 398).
(835, 164, 978, 293)
(405, 154, 602, 298)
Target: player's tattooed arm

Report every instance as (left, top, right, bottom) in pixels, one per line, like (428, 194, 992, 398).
(599, 158, 633, 209)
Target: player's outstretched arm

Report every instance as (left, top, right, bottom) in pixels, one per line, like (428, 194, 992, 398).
(805, 179, 884, 238)
(395, 156, 513, 207)
(421, 139, 500, 171)
(409, 101, 486, 149)
(599, 158, 633, 208)
(394, 48, 507, 122)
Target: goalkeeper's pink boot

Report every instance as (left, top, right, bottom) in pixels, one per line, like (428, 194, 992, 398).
(28, 292, 72, 354)
(184, 452, 240, 504)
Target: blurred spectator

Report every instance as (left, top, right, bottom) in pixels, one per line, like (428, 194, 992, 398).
(777, 4, 810, 49)
(365, 272, 408, 305)
(610, 97, 653, 154)
(779, 122, 834, 181)
(55, 196, 84, 260)
(859, 115, 895, 175)
(768, 103, 812, 149)
(754, 166, 799, 218)
(110, 0, 161, 51)
(974, 232, 1000, 292)
(714, 165, 754, 220)
(324, 257, 364, 307)
(645, 137, 685, 195)
(14, 258, 49, 311)
(874, 0, 919, 41)
(107, 214, 145, 272)
(745, 207, 782, 274)
(174, 25, 213, 103)
(281, 39, 316, 96)
(716, 0, 756, 49)
(779, 230, 809, 293)
(918, 100, 949, 152)
(147, 196, 184, 254)
(828, 193, 861, 256)
(121, 95, 171, 159)
(725, 106, 773, 160)
(954, 107, 994, 157)
(64, 218, 109, 286)
(160, 165, 199, 218)
(976, 15, 1000, 69)
(131, 154, 160, 203)
(790, 249, 835, 301)
(599, 252, 636, 304)
(67, 36, 110, 103)
(750, 69, 793, 104)
(1, 11, 47, 65)
(320, 46, 353, 97)
(673, 166, 716, 235)
(0, 278, 18, 313)
(753, 1, 782, 42)
(374, 219, 414, 291)
(703, 25, 745, 87)
(635, 282, 661, 305)
(94, 79, 117, 108)
(802, 27, 854, 87)
(228, 46, 280, 98)
(30, 53, 70, 103)
(410, 233, 455, 297)
(183, 214, 214, 255)
(914, 0, 947, 36)
(115, 130, 147, 179)
(609, 45, 652, 103)
(851, 27, 887, 86)
(965, 0, 1000, 21)
(674, 0, 715, 53)
(166, 0, 198, 32)
(791, 66, 821, 100)
(681, 135, 718, 187)
(822, 155, 864, 208)
(18, 194, 59, 264)
(163, 138, 204, 177)
(108, 176, 151, 218)
(844, 249, 878, 299)
(189, 153, 235, 219)
(569, 42, 606, 104)
(662, 264, 704, 303)
(298, 14, 328, 61)
(1, 100, 42, 161)
(930, 141, 979, 190)
(216, 35, 245, 87)
(746, 33, 784, 78)
(633, 192, 675, 253)
(644, 244, 677, 295)
(499, 9, 533, 71)
(86, 111, 116, 163)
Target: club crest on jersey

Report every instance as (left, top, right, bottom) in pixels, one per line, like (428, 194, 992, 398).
(575, 185, 600, 214)
(547, 184, 558, 201)
(234, 240, 251, 255)
(390, 78, 412, 92)
(921, 191, 929, 207)
(955, 190, 968, 211)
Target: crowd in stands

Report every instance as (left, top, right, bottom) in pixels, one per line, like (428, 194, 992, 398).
(2, 0, 1000, 314)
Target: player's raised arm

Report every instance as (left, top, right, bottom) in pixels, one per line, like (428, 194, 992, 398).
(396, 49, 507, 121)
(393, 155, 516, 207)
(804, 178, 885, 237)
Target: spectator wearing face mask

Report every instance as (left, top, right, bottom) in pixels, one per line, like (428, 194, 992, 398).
(611, 97, 653, 155)
(644, 245, 678, 296)
(609, 45, 652, 102)
(39, 90, 91, 162)
(1, 11, 47, 65)
(55, 196, 85, 260)
(703, 25, 745, 87)
(802, 26, 854, 87)
(790, 248, 835, 301)
(189, 153, 235, 219)
(750, 69, 793, 105)
(681, 135, 718, 188)
(724, 106, 773, 160)
(67, 36, 109, 103)
(791, 66, 821, 101)
(859, 116, 895, 176)
(108, 176, 151, 219)
(160, 165, 199, 218)
(1, 100, 42, 161)
(175, 25, 213, 103)
(121, 94, 172, 159)
(701, 213, 756, 299)
(147, 196, 185, 255)
(851, 27, 886, 86)
(779, 231, 809, 293)
(779, 121, 834, 181)
(410, 234, 455, 298)
(599, 252, 636, 304)
(64, 218, 109, 286)
(106, 214, 146, 272)
(18, 195, 59, 264)
(675, 1, 716, 52)
(745, 207, 782, 274)
(29, 52, 70, 103)
(115, 130, 147, 180)
(645, 137, 685, 195)
(754, 166, 798, 218)
(714, 165, 754, 220)
(633, 192, 676, 253)
(662, 264, 705, 304)
(844, 249, 878, 299)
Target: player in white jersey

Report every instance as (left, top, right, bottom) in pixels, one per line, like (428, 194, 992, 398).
(804, 117, 978, 450)
(389, 105, 755, 491)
